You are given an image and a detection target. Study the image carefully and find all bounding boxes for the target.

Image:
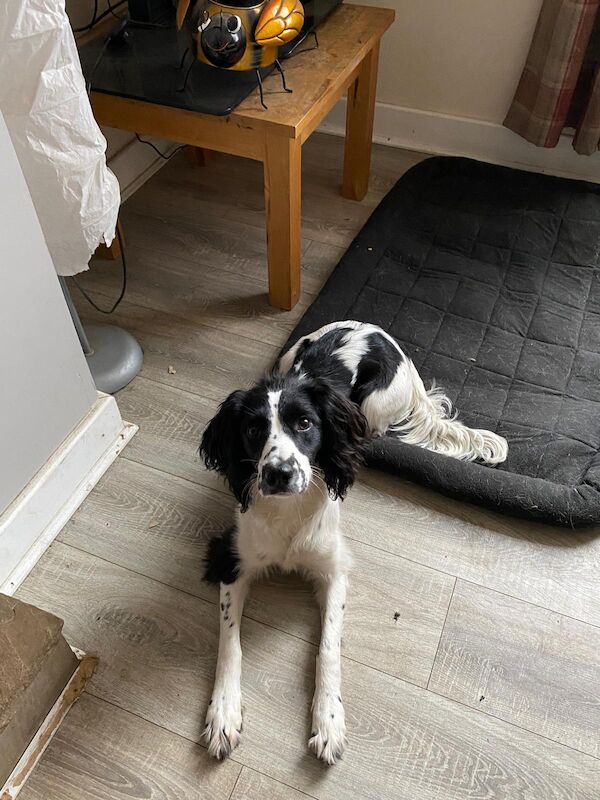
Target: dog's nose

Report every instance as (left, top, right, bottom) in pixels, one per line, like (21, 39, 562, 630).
(262, 462, 294, 494)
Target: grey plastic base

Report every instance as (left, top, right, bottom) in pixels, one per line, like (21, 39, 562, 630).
(84, 324, 143, 394)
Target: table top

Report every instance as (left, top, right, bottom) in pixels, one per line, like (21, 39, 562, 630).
(87, 5, 394, 140)
(227, 4, 394, 134)
(80, 10, 274, 117)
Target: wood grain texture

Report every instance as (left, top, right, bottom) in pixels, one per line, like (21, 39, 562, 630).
(60, 457, 454, 687)
(91, 7, 394, 141)
(90, 8, 394, 309)
(232, 768, 315, 800)
(263, 134, 302, 309)
(129, 154, 379, 250)
(111, 377, 222, 491)
(342, 43, 380, 201)
(59, 457, 236, 601)
(300, 134, 426, 199)
(428, 581, 600, 758)
(344, 469, 600, 628)
(76, 299, 278, 402)
(112, 365, 600, 631)
(19, 131, 600, 797)
(163, 133, 424, 206)
(17, 544, 600, 800)
(121, 203, 336, 295)
(91, 92, 266, 161)
(77, 236, 320, 349)
(18, 694, 240, 800)
(238, 5, 392, 140)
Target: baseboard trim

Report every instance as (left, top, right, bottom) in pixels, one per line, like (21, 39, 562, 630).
(0, 394, 137, 595)
(319, 100, 600, 183)
(106, 100, 600, 207)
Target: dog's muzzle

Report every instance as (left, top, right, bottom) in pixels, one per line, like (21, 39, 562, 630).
(259, 458, 306, 496)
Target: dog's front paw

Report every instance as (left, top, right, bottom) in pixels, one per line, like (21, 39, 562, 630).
(309, 696, 347, 765)
(203, 692, 243, 760)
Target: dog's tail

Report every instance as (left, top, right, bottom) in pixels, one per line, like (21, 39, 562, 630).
(387, 360, 508, 466)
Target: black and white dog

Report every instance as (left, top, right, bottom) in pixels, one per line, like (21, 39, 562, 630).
(200, 321, 507, 764)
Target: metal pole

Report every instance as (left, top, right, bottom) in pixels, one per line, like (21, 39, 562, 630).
(58, 276, 93, 356)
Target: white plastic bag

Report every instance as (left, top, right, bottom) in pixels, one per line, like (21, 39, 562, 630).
(0, 0, 120, 276)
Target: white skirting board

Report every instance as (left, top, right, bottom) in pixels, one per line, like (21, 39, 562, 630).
(103, 102, 600, 214)
(320, 99, 600, 183)
(0, 393, 137, 595)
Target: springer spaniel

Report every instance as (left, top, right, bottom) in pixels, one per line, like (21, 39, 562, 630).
(199, 320, 507, 764)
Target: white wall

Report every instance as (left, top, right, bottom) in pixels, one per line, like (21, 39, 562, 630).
(321, 0, 600, 181)
(362, 0, 544, 124)
(0, 112, 98, 513)
(73, 0, 600, 187)
(70, 0, 543, 125)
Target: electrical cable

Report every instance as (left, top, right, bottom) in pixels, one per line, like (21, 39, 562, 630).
(106, 0, 123, 21)
(72, 225, 128, 314)
(72, 0, 128, 33)
(135, 132, 188, 160)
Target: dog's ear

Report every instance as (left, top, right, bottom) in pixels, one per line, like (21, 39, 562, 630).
(200, 390, 254, 511)
(309, 380, 369, 500)
(200, 390, 244, 474)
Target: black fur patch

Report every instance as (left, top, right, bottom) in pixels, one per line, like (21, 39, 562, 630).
(204, 526, 239, 584)
(289, 328, 354, 392)
(351, 333, 401, 406)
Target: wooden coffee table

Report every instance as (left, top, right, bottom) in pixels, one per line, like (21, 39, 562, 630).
(90, 4, 395, 310)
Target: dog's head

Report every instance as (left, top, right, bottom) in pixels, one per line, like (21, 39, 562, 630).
(200, 373, 369, 511)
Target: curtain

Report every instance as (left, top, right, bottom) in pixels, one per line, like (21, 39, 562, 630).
(504, 0, 600, 155)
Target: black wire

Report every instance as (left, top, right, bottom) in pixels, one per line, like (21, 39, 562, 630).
(135, 132, 188, 160)
(72, 0, 128, 33)
(72, 225, 128, 314)
(106, 0, 122, 21)
(73, 0, 98, 33)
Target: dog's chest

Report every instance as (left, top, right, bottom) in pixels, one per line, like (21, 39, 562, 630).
(237, 494, 340, 574)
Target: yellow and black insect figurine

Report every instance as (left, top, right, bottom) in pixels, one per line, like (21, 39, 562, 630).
(176, 0, 304, 107)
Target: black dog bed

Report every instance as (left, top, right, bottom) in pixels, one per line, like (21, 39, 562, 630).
(285, 157, 600, 527)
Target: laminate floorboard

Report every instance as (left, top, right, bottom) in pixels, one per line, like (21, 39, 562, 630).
(17, 133, 600, 799)
(17, 543, 600, 800)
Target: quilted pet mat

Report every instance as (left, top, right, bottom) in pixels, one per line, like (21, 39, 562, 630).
(285, 157, 600, 526)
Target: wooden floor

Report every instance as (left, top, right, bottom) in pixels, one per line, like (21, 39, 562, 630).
(17, 134, 600, 799)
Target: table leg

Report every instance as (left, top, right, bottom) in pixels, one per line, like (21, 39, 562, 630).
(263, 134, 302, 310)
(187, 146, 212, 167)
(341, 42, 380, 202)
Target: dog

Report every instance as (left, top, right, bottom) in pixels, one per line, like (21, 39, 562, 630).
(199, 321, 507, 764)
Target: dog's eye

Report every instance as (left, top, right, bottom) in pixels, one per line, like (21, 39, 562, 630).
(247, 425, 260, 439)
(296, 417, 312, 432)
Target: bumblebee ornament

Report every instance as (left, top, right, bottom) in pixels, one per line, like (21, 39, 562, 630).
(176, 0, 304, 107)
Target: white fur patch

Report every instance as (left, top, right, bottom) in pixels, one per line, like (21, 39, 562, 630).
(258, 390, 311, 494)
(336, 328, 371, 386)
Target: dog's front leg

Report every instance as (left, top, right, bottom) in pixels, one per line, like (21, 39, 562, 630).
(204, 576, 248, 759)
(309, 571, 348, 765)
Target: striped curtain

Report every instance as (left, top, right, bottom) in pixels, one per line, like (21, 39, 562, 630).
(504, 0, 600, 155)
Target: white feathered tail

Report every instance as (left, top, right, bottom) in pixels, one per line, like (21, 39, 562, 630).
(393, 361, 508, 464)
(363, 358, 508, 465)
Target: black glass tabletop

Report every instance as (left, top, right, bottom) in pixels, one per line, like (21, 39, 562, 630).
(78, 13, 272, 116)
